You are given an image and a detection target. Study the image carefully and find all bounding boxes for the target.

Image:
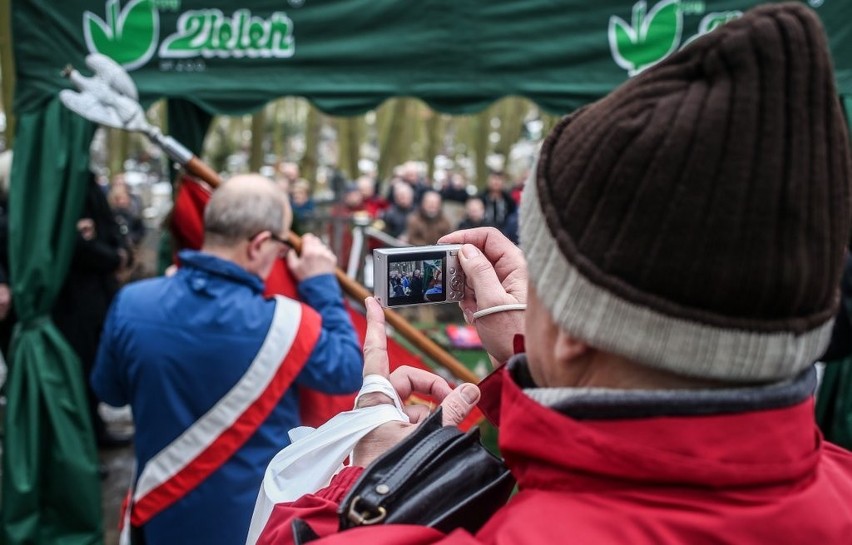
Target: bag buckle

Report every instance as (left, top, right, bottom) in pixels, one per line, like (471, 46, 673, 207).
(346, 496, 387, 526)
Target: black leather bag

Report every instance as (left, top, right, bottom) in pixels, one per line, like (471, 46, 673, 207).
(336, 407, 515, 534)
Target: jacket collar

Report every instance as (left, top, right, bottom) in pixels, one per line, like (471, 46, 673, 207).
(483, 356, 822, 491)
(177, 250, 265, 293)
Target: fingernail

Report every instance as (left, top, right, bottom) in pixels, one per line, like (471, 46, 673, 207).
(463, 309, 474, 324)
(462, 244, 479, 258)
(460, 383, 479, 404)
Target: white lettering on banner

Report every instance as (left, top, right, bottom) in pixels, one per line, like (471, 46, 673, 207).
(159, 9, 295, 59)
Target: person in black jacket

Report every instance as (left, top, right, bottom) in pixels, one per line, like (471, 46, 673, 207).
(52, 173, 131, 447)
(480, 170, 517, 235)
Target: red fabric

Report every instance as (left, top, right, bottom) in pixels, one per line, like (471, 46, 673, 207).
(131, 304, 322, 526)
(172, 178, 482, 430)
(171, 175, 211, 250)
(257, 365, 852, 545)
(363, 196, 389, 219)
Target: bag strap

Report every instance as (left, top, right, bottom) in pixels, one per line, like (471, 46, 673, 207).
(340, 409, 457, 526)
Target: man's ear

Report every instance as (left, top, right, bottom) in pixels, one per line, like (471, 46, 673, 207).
(554, 331, 590, 365)
(246, 232, 266, 261)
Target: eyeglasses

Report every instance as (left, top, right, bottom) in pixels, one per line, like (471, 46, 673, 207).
(250, 231, 293, 257)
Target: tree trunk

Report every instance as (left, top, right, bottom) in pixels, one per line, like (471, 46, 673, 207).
(336, 116, 362, 181)
(377, 99, 411, 181)
(301, 105, 321, 191)
(474, 109, 491, 188)
(425, 109, 444, 181)
(272, 99, 285, 161)
(0, 0, 16, 146)
(109, 128, 129, 177)
(495, 98, 528, 159)
(250, 107, 266, 172)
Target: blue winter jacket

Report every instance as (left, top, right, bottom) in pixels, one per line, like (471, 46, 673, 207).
(92, 250, 363, 545)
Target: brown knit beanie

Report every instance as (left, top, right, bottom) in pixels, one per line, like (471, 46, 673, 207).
(521, 3, 852, 382)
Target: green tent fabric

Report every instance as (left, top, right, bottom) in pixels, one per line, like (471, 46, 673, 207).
(167, 99, 214, 156)
(2, 99, 101, 544)
(11, 0, 852, 117)
(816, 358, 852, 450)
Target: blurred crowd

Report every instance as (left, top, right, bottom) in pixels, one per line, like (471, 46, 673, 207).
(273, 159, 527, 249)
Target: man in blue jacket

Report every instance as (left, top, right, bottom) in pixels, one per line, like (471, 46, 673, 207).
(92, 174, 363, 545)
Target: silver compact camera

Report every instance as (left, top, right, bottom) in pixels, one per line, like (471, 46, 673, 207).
(373, 244, 465, 308)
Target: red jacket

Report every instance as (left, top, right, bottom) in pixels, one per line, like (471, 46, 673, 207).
(258, 366, 852, 544)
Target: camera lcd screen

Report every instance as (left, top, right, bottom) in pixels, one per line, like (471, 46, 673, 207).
(387, 251, 446, 306)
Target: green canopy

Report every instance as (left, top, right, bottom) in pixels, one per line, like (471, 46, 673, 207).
(5, 1, 852, 544)
(12, 0, 852, 116)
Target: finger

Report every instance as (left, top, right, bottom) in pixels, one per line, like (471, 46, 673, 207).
(286, 247, 301, 270)
(457, 244, 509, 308)
(299, 235, 318, 256)
(362, 297, 390, 378)
(403, 404, 431, 424)
(389, 365, 453, 402)
(439, 384, 480, 426)
(438, 227, 497, 247)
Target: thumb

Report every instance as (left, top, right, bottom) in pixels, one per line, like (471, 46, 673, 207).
(458, 244, 506, 307)
(440, 383, 480, 426)
(286, 246, 301, 271)
(362, 297, 390, 378)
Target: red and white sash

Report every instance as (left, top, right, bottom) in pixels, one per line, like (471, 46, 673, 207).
(120, 296, 321, 542)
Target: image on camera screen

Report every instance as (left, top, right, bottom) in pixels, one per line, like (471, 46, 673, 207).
(388, 258, 445, 305)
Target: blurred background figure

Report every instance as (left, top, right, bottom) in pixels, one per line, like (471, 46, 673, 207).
(457, 197, 492, 231)
(440, 172, 471, 205)
(382, 182, 416, 240)
(329, 185, 367, 268)
(510, 169, 528, 205)
(388, 161, 428, 206)
(111, 172, 144, 217)
(480, 170, 516, 235)
(109, 183, 146, 248)
(290, 180, 316, 226)
(276, 161, 301, 195)
(405, 190, 451, 246)
(357, 175, 388, 219)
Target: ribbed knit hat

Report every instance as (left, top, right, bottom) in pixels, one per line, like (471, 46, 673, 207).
(521, 3, 852, 382)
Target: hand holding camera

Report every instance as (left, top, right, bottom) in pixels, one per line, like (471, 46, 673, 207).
(439, 229, 528, 364)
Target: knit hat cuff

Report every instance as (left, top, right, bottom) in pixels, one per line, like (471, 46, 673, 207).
(521, 180, 833, 382)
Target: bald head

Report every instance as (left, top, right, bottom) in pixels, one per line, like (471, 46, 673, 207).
(203, 174, 292, 248)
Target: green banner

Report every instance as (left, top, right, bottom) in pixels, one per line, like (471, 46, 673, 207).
(12, 0, 852, 116)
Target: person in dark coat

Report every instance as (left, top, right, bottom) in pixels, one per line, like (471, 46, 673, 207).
(53, 173, 131, 446)
(457, 197, 493, 231)
(382, 183, 416, 240)
(480, 170, 517, 234)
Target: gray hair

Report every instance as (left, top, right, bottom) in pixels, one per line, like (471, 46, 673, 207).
(203, 175, 288, 247)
